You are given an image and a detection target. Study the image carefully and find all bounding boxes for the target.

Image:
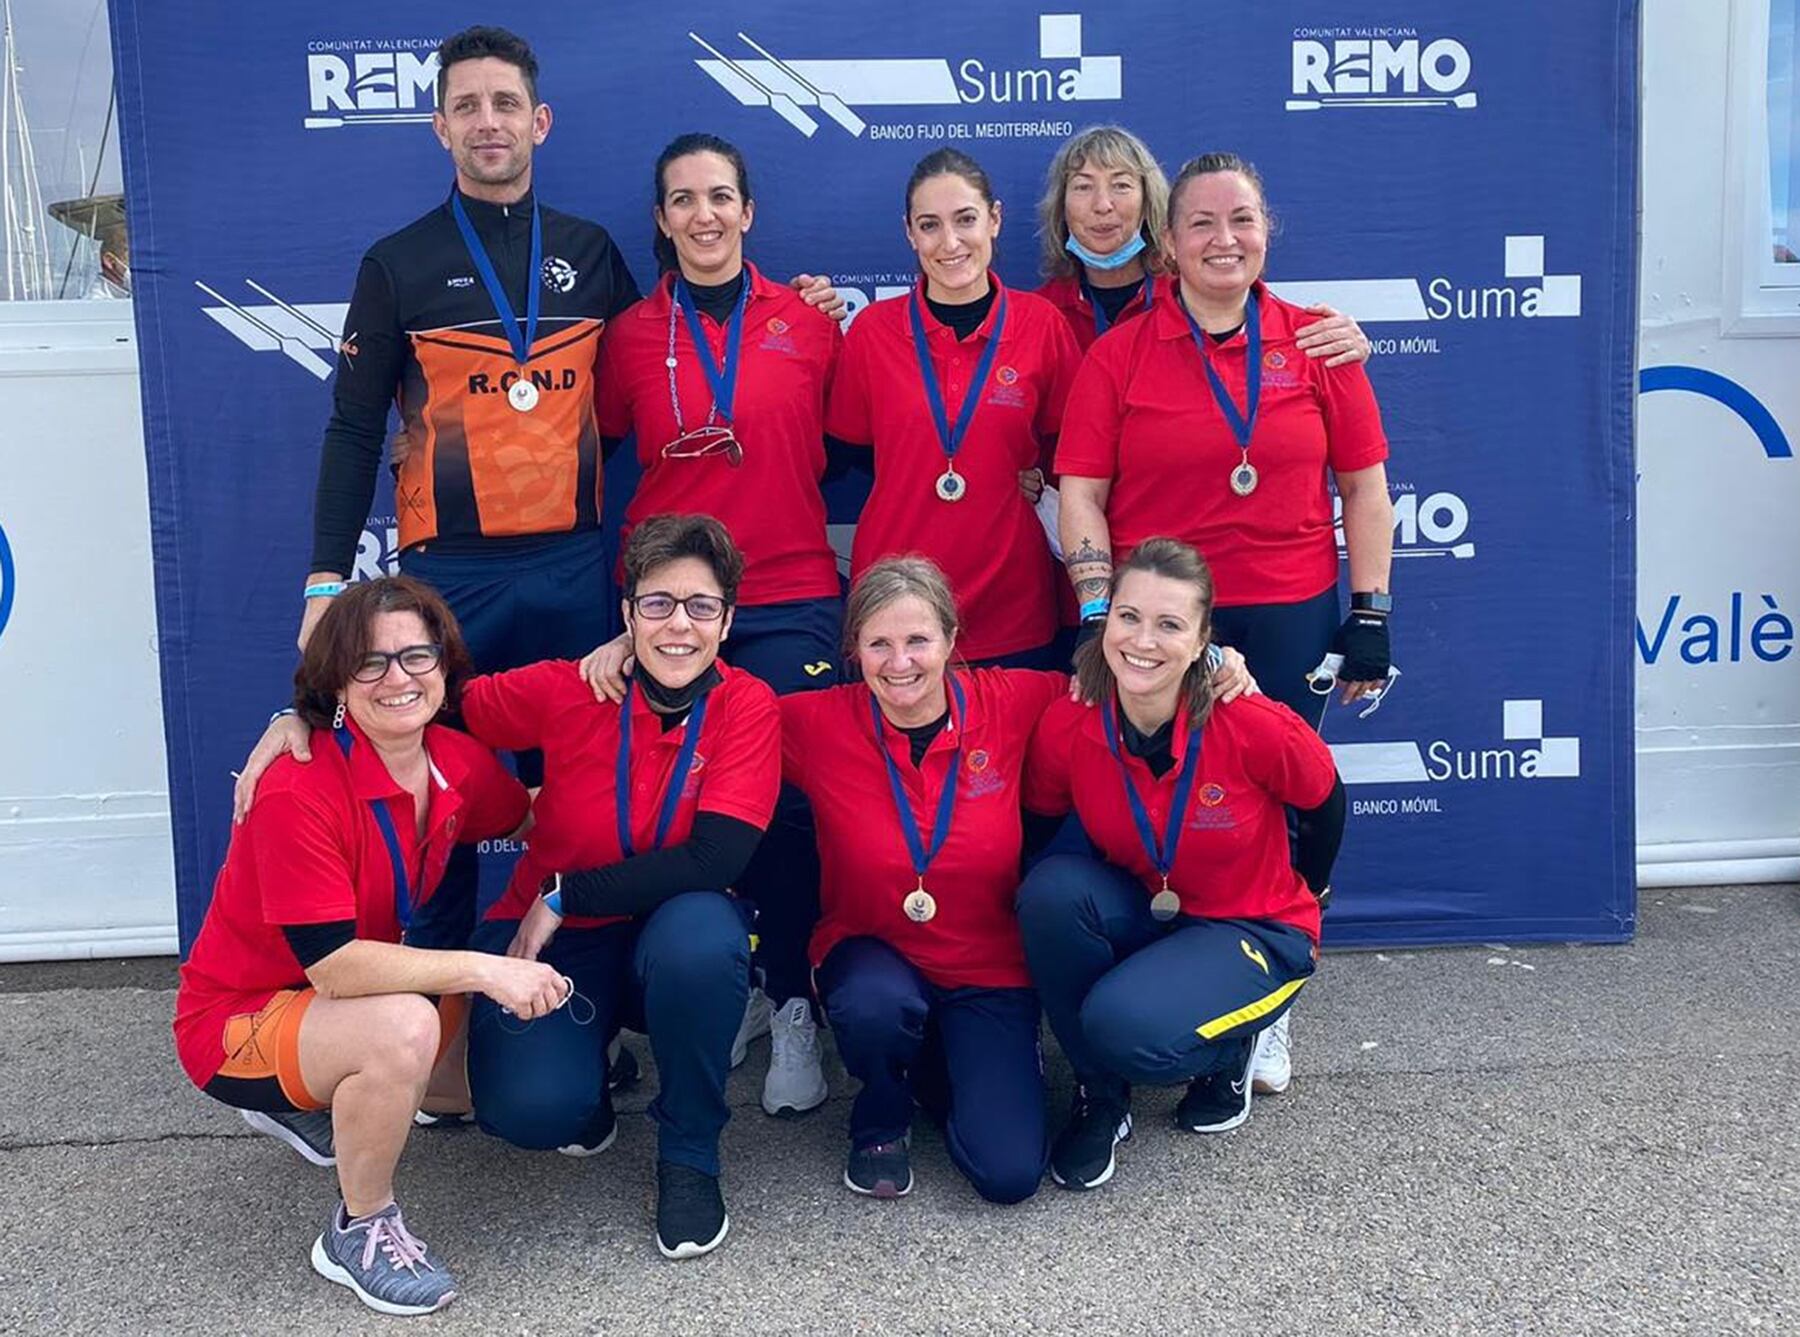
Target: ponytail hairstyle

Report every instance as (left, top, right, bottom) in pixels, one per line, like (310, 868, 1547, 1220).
(843, 555, 961, 663)
(1072, 537, 1217, 728)
(903, 145, 997, 218)
(1165, 150, 1280, 238)
(652, 132, 754, 274)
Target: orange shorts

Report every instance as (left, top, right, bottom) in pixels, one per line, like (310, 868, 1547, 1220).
(214, 989, 467, 1111)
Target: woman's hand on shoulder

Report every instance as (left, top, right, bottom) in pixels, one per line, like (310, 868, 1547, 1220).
(1295, 304, 1373, 368)
(233, 715, 315, 825)
(1210, 644, 1259, 704)
(579, 632, 634, 704)
(791, 274, 848, 324)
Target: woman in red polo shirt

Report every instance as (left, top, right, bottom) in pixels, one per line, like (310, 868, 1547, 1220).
(781, 556, 1067, 1203)
(827, 147, 1083, 669)
(462, 514, 778, 1262)
(1018, 539, 1345, 1192)
(174, 576, 563, 1317)
(592, 133, 846, 1121)
(1031, 127, 1371, 662)
(1053, 151, 1389, 1095)
(1056, 150, 1394, 719)
(235, 518, 780, 1262)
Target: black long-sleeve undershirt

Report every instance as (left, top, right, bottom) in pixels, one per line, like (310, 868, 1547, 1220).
(1293, 776, 1346, 896)
(282, 920, 356, 969)
(556, 811, 763, 919)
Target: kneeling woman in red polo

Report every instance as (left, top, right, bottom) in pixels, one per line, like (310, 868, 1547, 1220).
(174, 577, 565, 1317)
(780, 557, 1066, 1203)
(463, 514, 780, 1262)
(228, 518, 779, 1262)
(1018, 539, 1345, 1192)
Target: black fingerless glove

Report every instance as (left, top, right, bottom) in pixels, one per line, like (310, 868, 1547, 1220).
(1074, 617, 1104, 653)
(1331, 612, 1391, 682)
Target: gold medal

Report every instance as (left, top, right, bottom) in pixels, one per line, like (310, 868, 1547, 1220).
(935, 466, 966, 502)
(903, 882, 939, 923)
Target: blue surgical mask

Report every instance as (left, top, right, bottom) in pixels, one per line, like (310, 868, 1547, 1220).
(1065, 231, 1147, 272)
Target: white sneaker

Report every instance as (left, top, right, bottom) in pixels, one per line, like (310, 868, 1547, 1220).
(1252, 1012, 1292, 1095)
(761, 996, 827, 1116)
(731, 986, 773, 1070)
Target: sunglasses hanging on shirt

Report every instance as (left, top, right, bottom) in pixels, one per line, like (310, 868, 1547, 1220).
(661, 276, 749, 468)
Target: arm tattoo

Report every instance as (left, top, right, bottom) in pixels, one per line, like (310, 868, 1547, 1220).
(1066, 536, 1107, 570)
(1075, 577, 1110, 600)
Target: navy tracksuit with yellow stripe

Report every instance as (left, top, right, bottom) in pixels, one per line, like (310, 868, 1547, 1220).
(1015, 855, 1315, 1099)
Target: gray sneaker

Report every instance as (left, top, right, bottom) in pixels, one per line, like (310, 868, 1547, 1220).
(762, 996, 827, 1116)
(241, 1108, 335, 1167)
(310, 1202, 458, 1316)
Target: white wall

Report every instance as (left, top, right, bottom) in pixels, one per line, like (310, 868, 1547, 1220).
(0, 303, 178, 958)
(1635, 0, 1800, 884)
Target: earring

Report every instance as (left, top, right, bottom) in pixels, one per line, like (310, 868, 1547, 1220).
(331, 699, 346, 730)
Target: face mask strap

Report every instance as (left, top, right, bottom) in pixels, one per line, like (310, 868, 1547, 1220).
(1065, 231, 1148, 271)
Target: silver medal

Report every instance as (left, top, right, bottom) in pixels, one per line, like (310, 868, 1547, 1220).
(1149, 888, 1181, 921)
(903, 887, 939, 923)
(508, 378, 540, 413)
(935, 467, 966, 502)
(1229, 458, 1258, 497)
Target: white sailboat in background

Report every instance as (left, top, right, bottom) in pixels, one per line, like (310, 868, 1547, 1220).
(0, 0, 53, 301)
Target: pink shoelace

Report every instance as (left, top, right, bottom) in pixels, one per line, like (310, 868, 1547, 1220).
(348, 1208, 434, 1275)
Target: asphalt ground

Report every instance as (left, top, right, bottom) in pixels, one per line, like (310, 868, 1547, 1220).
(0, 884, 1794, 1335)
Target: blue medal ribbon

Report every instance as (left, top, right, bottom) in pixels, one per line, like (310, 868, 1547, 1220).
(449, 189, 542, 368)
(616, 681, 711, 858)
(908, 286, 1009, 465)
(1081, 273, 1151, 337)
(333, 727, 419, 930)
(1101, 699, 1204, 891)
(1179, 286, 1261, 449)
(673, 274, 752, 424)
(869, 675, 968, 887)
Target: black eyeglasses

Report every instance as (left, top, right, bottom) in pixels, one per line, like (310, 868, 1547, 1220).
(629, 592, 728, 622)
(351, 643, 443, 683)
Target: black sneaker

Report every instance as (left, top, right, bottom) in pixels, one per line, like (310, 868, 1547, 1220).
(608, 1037, 641, 1092)
(1049, 1086, 1132, 1190)
(412, 1109, 474, 1128)
(556, 1093, 618, 1159)
(656, 1160, 730, 1259)
(843, 1137, 913, 1199)
(1176, 1032, 1260, 1134)
(241, 1108, 335, 1167)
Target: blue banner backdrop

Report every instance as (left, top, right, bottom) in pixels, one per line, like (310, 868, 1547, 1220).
(109, 2, 1639, 951)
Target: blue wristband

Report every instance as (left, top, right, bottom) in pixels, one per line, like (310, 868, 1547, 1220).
(304, 581, 346, 599)
(1079, 597, 1110, 621)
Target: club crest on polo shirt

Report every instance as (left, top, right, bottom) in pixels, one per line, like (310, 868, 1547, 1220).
(986, 364, 1028, 409)
(759, 315, 800, 356)
(681, 753, 708, 800)
(961, 748, 1007, 799)
(1261, 346, 1301, 390)
(1187, 782, 1237, 831)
